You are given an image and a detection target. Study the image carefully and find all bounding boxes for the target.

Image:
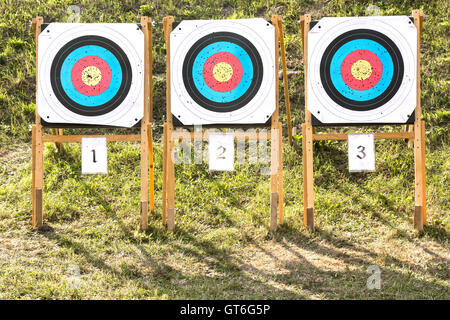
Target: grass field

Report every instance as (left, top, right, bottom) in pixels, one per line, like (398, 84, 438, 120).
(0, 0, 448, 299)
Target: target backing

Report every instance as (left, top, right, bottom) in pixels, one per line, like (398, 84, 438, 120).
(170, 18, 276, 125)
(38, 23, 144, 127)
(308, 16, 417, 124)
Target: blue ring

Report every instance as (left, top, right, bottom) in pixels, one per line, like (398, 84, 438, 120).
(192, 42, 253, 103)
(60, 45, 122, 107)
(330, 39, 393, 101)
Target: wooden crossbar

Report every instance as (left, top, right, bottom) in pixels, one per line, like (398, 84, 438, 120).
(42, 134, 141, 143)
(312, 131, 414, 141)
(171, 131, 272, 141)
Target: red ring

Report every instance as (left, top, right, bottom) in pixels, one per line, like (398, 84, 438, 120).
(71, 56, 112, 96)
(340, 50, 382, 91)
(202, 52, 243, 92)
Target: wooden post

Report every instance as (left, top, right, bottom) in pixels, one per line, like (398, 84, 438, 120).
(303, 124, 314, 230)
(300, 14, 315, 230)
(166, 124, 176, 232)
(270, 124, 279, 231)
(269, 15, 282, 231)
(277, 122, 284, 224)
(51, 128, 64, 152)
(32, 17, 44, 228)
(148, 123, 155, 212)
(139, 16, 151, 230)
(31, 125, 36, 226)
(162, 123, 168, 224)
(163, 16, 175, 232)
(148, 17, 155, 213)
(412, 10, 426, 230)
(275, 16, 293, 146)
(301, 14, 312, 124)
(406, 124, 414, 148)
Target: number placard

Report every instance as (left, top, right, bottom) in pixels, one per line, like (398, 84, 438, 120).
(348, 134, 375, 172)
(208, 134, 235, 171)
(81, 137, 107, 174)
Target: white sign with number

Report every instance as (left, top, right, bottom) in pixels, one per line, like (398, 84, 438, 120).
(348, 134, 375, 172)
(81, 137, 107, 174)
(208, 134, 235, 171)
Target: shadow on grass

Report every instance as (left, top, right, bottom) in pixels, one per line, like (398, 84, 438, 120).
(34, 140, 448, 299)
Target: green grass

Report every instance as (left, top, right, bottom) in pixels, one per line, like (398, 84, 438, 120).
(0, 0, 449, 299)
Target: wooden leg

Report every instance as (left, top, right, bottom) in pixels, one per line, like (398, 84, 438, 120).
(270, 124, 279, 231)
(140, 122, 149, 230)
(58, 129, 63, 153)
(162, 123, 168, 224)
(302, 123, 314, 230)
(277, 122, 284, 225)
(148, 123, 155, 212)
(31, 125, 36, 226)
(51, 128, 64, 153)
(421, 120, 427, 225)
(33, 124, 44, 228)
(413, 120, 426, 230)
(167, 124, 175, 232)
(406, 124, 414, 148)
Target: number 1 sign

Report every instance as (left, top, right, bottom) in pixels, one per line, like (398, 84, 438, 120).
(348, 134, 375, 172)
(81, 137, 108, 174)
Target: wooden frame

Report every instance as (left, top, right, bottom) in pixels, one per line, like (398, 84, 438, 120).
(161, 15, 290, 232)
(31, 16, 155, 230)
(300, 10, 426, 231)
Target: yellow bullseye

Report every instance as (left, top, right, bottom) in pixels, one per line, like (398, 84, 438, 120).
(213, 62, 233, 82)
(351, 59, 372, 81)
(81, 66, 102, 86)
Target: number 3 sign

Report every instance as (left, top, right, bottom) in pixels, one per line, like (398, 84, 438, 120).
(81, 137, 108, 174)
(348, 134, 375, 172)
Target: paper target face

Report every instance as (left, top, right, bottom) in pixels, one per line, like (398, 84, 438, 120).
(170, 19, 276, 125)
(308, 16, 417, 124)
(38, 23, 144, 127)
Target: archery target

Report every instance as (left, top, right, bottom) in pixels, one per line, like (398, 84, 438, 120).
(308, 16, 417, 124)
(38, 23, 144, 127)
(170, 19, 276, 125)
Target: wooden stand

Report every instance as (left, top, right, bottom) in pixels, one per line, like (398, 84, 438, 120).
(300, 10, 426, 231)
(162, 15, 290, 232)
(31, 16, 155, 230)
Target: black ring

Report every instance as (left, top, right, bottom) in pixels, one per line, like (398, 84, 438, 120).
(182, 32, 263, 113)
(319, 29, 404, 111)
(50, 35, 132, 117)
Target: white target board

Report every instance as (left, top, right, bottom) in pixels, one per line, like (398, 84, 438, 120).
(38, 23, 144, 127)
(308, 16, 417, 124)
(170, 18, 276, 125)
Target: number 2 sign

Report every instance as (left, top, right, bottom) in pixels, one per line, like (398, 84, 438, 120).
(208, 134, 235, 171)
(348, 134, 375, 172)
(81, 137, 107, 174)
